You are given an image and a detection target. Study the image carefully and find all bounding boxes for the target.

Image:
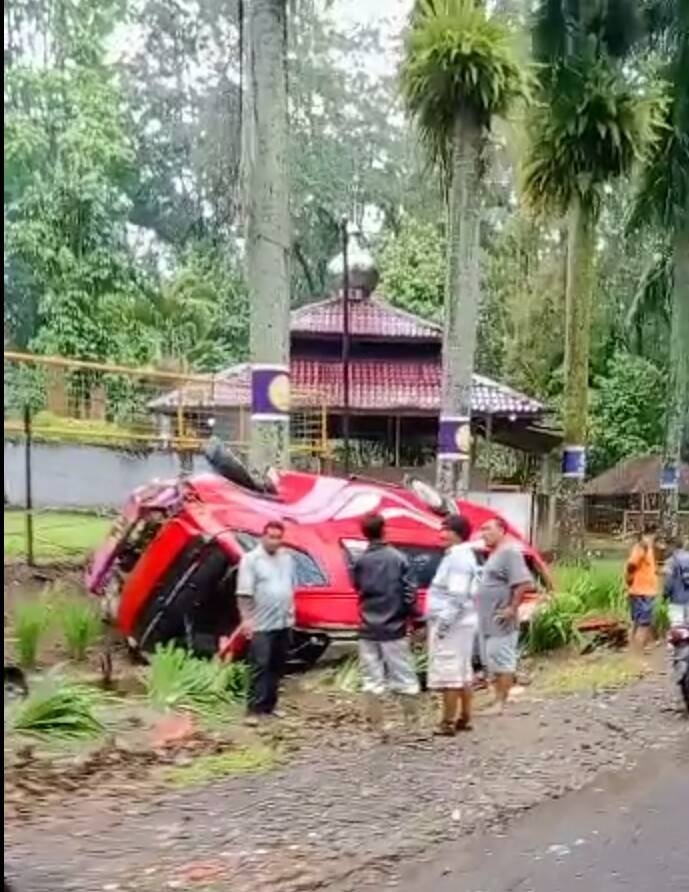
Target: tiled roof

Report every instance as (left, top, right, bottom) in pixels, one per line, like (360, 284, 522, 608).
(291, 294, 441, 340)
(149, 360, 545, 417)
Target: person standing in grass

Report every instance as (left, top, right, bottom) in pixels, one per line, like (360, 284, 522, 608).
(625, 526, 659, 652)
(477, 518, 534, 715)
(237, 520, 295, 719)
(353, 513, 421, 736)
(663, 536, 689, 628)
(425, 515, 479, 736)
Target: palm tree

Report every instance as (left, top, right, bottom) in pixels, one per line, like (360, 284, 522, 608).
(401, 0, 529, 496)
(630, 0, 689, 538)
(245, 0, 291, 472)
(523, 1, 663, 556)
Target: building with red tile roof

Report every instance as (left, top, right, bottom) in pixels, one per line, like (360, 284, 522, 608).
(151, 276, 560, 463)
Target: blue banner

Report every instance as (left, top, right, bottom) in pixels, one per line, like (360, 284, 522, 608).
(251, 365, 290, 422)
(562, 445, 586, 479)
(438, 415, 471, 461)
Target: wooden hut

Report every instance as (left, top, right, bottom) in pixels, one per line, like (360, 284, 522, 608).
(584, 455, 689, 535)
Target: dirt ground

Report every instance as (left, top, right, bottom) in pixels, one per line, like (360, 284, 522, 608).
(5, 648, 687, 892)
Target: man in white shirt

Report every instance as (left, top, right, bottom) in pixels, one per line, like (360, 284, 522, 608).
(426, 515, 479, 736)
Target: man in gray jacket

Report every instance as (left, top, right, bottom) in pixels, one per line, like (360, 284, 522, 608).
(353, 513, 421, 734)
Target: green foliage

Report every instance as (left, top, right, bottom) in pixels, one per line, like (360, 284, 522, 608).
(486, 214, 565, 396)
(532, 0, 643, 63)
(164, 746, 277, 788)
(12, 600, 51, 668)
(523, 59, 666, 216)
(56, 596, 103, 661)
(629, 3, 689, 234)
(333, 656, 362, 693)
(625, 246, 672, 337)
(4, 13, 151, 362)
(652, 597, 671, 637)
(289, 2, 442, 300)
(589, 351, 666, 474)
(527, 592, 583, 653)
(537, 653, 644, 695)
(146, 643, 249, 716)
(377, 219, 445, 321)
(401, 0, 531, 174)
(9, 683, 104, 740)
(4, 511, 114, 564)
(553, 563, 627, 617)
(141, 244, 249, 372)
(528, 563, 628, 654)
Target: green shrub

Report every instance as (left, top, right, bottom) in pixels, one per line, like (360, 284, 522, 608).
(527, 592, 584, 654)
(164, 746, 277, 787)
(554, 563, 626, 617)
(412, 645, 428, 675)
(10, 683, 104, 740)
(13, 600, 51, 668)
(528, 562, 630, 655)
(333, 655, 361, 693)
(57, 596, 102, 661)
(652, 598, 671, 637)
(147, 643, 248, 716)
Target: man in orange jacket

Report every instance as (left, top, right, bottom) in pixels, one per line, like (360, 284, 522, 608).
(625, 526, 659, 653)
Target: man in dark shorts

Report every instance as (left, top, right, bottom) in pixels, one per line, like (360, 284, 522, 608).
(625, 527, 658, 653)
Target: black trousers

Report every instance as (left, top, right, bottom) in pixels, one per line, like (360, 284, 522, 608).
(247, 628, 290, 714)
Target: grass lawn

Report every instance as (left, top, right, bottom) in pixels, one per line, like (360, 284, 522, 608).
(533, 652, 647, 696)
(4, 510, 113, 563)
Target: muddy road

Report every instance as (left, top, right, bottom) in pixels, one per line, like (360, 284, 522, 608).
(389, 745, 689, 892)
(5, 667, 687, 892)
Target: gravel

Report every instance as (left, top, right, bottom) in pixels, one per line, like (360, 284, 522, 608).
(5, 670, 687, 892)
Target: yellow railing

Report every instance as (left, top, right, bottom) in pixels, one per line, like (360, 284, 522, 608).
(3, 351, 330, 458)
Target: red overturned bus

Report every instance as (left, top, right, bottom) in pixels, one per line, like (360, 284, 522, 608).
(86, 447, 551, 666)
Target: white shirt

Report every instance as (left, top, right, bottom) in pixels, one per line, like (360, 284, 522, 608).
(427, 542, 479, 628)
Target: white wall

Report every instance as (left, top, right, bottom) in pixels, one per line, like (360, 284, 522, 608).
(4, 441, 208, 510)
(468, 491, 534, 541)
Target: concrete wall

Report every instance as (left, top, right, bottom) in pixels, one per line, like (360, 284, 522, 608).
(4, 441, 209, 510)
(468, 491, 534, 541)
(4, 440, 545, 546)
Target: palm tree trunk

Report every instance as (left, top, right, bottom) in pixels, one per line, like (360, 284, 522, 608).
(246, 0, 291, 472)
(659, 219, 689, 539)
(558, 197, 595, 557)
(436, 110, 482, 498)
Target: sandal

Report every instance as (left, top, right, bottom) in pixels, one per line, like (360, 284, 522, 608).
(434, 721, 457, 737)
(455, 717, 473, 732)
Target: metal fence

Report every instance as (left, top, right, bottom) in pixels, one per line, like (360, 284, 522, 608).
(4, 351, 330, 564)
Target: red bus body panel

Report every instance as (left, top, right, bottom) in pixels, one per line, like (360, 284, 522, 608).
(89, 470, 551, 647)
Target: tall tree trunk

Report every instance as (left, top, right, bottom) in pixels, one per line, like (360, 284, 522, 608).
(659, 219, 689, 539)
(436, 110, 482, 498)
(246, 0, 291, 472)
(558, 197, 595, 558)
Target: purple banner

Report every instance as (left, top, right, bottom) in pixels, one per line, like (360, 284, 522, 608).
(562, 445, 586, 479)
(251, 364, 290, 421)
(438, 416, 471, 460)
(660, 463, 679, 491)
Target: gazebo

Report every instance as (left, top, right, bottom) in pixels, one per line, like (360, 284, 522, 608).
(584, 454, 689, 535)
(149, 254, 561, 473)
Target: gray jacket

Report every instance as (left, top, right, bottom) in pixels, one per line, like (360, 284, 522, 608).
(664, 548, 689, 605)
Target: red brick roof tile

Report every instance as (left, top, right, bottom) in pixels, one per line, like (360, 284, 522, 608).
(150, 360, 545, 417)
(291, 294, 441, 340)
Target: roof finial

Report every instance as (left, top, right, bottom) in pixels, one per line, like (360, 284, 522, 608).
(327, 230, 378, 297)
